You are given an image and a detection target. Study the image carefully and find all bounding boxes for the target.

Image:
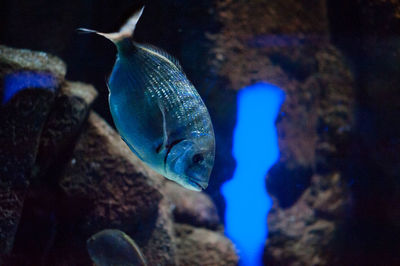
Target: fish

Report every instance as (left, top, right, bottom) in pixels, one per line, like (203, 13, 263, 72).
(78, 6, 215, 191)
(87, 229, 147, 266)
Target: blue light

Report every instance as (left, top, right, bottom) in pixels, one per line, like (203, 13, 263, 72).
(221, 82, 284, 266)
(2, 71, 57, 104)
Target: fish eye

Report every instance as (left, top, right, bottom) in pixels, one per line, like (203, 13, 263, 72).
(192, 153, 204, 164)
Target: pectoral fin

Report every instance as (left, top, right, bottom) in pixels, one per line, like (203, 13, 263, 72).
(155, 100, 169, 154)
(121, 136, 144, 161)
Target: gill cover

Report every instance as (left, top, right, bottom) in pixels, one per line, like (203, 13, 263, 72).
(165, 134, 214, 191)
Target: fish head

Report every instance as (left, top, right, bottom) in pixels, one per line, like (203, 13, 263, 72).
(165, 133, 215, 191)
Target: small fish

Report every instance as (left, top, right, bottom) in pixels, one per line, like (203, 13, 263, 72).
(78, 7, 215, 191)
(87, 229, 147, 266)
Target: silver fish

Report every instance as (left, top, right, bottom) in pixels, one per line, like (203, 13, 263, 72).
(87, 229, 146, 266)
(78, 7, 215, 191)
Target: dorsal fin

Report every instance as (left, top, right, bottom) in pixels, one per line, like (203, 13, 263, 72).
(138, 44, 184, 71)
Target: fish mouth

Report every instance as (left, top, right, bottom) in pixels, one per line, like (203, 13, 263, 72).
(188, 172, 209, 191)
(190, 179, 208, 191)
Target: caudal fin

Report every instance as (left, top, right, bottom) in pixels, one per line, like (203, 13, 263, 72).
(119, 6, 144, 35)
(77, 6, 144, 43)
(76, 28, 98, 34)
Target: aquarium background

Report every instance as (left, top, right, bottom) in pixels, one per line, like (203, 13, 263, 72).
(1, 0, 399, 265)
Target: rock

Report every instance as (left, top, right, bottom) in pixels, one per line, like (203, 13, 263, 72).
(0, 45, 65, 255)
(0, 45, 66, 80)
(34, 81, 98, 179)
(0, 45, 66, 187)
(2, 96, 236, 266)
(267, 46, 353, 207)
(274, 45, 353, 262)
(210, 0, 330, 91)
(59, 112, 163, 231)
(262, 32, 354, 266)
(6, 81, 97, 265)
(53, 111, 238, 265)
(264, 173, 349, 266)
(135, 198, 178, 266)
(55, 112, 235, 265)
(175, 224, 238, 266)
(328, 1, 400, 264)
(55, 112, 166, 264)
(205, 1, 355, 265)
(1, 0, 398, 265)
(164, 181, 220, 230)
(0, 189, 26, 256)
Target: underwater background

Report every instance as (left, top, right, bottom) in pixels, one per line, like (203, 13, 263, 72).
(0, 0, 399, 265)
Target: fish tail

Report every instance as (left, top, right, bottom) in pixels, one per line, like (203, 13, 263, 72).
(118, 6, 145, 37)
(76, 28, 98, 34)
(76, 27, 119, 43)
(76, 6, 144, 43)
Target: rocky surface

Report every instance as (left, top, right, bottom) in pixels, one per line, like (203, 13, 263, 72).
(211, 0, 399, 265)
(1, 0, 398, 265)
(0, 45, 66, 80)
(0, 45, 65, 255)
(175, 224, 238, 266)
(0, 45, 66, 187)
(7, 78, 98, 265)
(138, 198, 178, 266)
(328, 0, 400, 264)
(0, 45, 237, 265)
(164, 181, 220, 230)
(34, 81, 98, 180)
(264, 173, 349, 265)
(209, 1, 355, 265)
(59, 112, 163, 234)
(54, 112, 165, 265)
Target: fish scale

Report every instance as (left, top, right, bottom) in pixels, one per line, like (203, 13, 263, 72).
(134, 46, 208, 135)
(120, 43, 211, 139)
